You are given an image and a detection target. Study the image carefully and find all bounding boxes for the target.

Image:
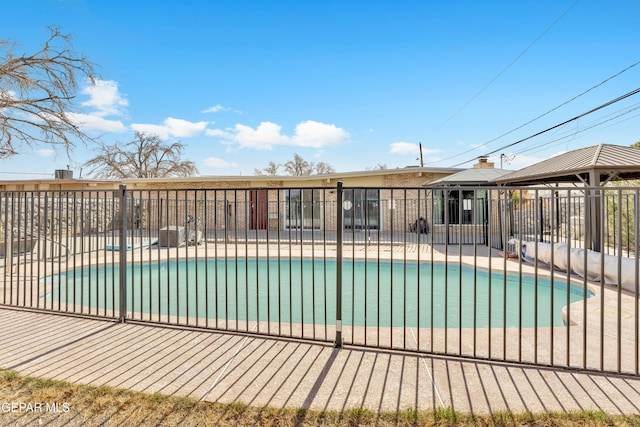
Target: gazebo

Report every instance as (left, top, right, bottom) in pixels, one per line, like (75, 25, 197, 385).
(494, 144, 640, 252)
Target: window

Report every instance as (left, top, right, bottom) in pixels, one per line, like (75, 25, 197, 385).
(284, 189, 322, 229)
(433, 189, 486, 225)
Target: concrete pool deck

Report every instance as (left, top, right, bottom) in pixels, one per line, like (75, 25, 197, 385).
(1, 240, 640, 417)
(7, 239, 637, 370)
(1, 307, 640, 416)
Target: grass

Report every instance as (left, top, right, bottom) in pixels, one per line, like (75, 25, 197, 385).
(1, 369, 639, 426)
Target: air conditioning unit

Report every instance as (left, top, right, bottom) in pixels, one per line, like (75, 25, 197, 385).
(159, 226, 185, 247)
(54, 169, 73, 179)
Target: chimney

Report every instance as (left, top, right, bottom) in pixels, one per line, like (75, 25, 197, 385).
(54, 169, 74, 179)
(473, 156, 494, 169)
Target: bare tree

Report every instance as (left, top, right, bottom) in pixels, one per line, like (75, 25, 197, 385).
(283, 153, 313, 176)
(314, 161, 335, 175)
(366, 163, 388, 170)
(84, 131, 198, 178)
(0, 27, 98, 158)
(256, 153, 335, 176)
(254, 161, 280, 176)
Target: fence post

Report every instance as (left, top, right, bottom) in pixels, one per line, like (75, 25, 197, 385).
(118, 184, 128, 323)
(335, 181, 343, 348)
(538, 197, 544, 243)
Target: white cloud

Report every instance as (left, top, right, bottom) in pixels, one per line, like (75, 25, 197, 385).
(204, 157, 238, 168)
(205, 128, 233, 139)
(390, 142, 419, 155)
(390, 142, 441, 156)
(163, 117, 209, 137)
(293, 120, 349, 148)
(130, 123, 170, 139)
(131, 117, 209, 139)
(486, 150, 567, 170)
(65, 79, 129, 133)
(68, 112, 127, 132)
(208, 120, 349, 150)
(0, 89, 16, 103)
(36, 148, 55, 157)
(233, 122, 289, 149)
(421, 147, 441, 156)
(80, 80, 128, 117)
(202, 104, 229, 114)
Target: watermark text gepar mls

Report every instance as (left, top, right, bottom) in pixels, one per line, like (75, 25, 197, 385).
(1, 402, 70, 413)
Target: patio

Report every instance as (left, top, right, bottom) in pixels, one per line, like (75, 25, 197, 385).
(1, 307, 640, 416)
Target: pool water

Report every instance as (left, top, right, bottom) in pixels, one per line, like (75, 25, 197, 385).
(45, 259, 593, 328)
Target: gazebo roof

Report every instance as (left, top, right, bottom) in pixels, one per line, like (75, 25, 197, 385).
(494, 144, 640, 185)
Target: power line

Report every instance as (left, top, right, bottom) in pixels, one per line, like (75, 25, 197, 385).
(451, 86, 640, 167)
(0, 171, 52, 176)
(479, 60, 640, 147)
(512, 103, 640, 157)
(439, 0, 581, 127)
(430, 59, 640, 165)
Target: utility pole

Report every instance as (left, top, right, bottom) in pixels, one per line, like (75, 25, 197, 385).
(419, 142, 424, 167)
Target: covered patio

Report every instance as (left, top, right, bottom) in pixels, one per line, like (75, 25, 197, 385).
(494, 143, 640, 252)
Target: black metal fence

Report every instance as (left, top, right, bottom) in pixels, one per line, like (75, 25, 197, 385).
(0, 184, 638, 376)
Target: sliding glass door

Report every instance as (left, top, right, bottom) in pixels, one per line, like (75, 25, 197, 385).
(284, 189, 322, 229)
(343, 189, 380, 230)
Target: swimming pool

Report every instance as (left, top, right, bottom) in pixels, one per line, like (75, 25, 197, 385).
(45, 259, 593, 328)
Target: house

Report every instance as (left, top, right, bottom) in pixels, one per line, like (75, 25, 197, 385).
(0, 167, 462, 234)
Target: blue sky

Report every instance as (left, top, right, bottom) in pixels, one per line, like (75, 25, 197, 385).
(2, 0, 640, 179)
